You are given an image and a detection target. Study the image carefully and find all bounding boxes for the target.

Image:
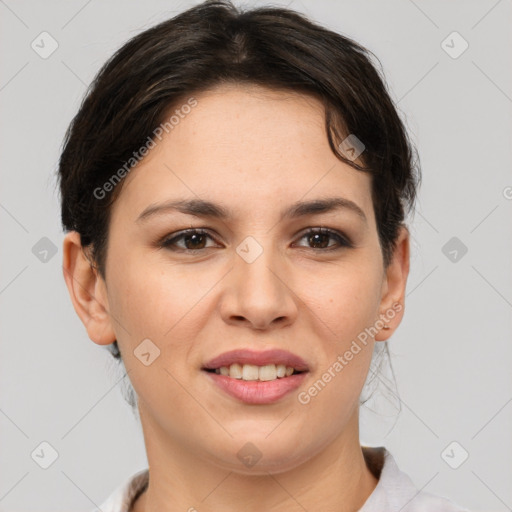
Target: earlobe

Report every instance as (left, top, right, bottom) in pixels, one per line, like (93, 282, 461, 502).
(62, 231, 116, 346)
(375, 225, 410, 342)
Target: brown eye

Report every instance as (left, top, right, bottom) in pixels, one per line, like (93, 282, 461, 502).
(295, 228, 352, 250)
(161, 229, 219, 251)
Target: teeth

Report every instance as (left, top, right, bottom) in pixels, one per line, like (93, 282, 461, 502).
(242, 364, 260, 380)
(258, 364, 276, 381)
(214, 363, 298, 381)
(229, 363, 243, 379)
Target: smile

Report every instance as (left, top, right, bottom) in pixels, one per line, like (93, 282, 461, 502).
(206, 363, 303, 381)
(202, 348, 310, 404)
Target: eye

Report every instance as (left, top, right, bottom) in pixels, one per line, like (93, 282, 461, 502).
(160, 228, 220, 251)
(159, 227, 352, 253)
(293, 227, 353, 250)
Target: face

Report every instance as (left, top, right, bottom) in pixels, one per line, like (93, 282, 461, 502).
(64, 83, 409, 474)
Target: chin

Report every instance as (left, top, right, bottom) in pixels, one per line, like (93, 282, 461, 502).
(206, 436, 313, 475)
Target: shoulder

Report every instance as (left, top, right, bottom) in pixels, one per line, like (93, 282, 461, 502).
(359, 446, 471, 512)
(91, 468, 149, 512)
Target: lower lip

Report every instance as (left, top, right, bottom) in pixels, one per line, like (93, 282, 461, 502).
(203, 371, 308, 405)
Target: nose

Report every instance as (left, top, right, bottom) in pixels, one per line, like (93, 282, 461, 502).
(219, 241, 298, 330)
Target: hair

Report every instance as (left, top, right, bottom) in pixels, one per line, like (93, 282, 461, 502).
(57, 0, 421, 399)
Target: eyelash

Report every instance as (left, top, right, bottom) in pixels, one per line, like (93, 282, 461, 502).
(159, 227, 353, 252)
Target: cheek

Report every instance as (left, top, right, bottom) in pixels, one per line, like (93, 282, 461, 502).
(107, 253, 203, 339)
(106, 251, 224, 380)
(294, 261, 382, 409)
(296, 260, 383, 344)
(106, 254, 212, 405)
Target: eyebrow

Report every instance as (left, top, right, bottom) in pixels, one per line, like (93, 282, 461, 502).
(136, 196, 367, 224)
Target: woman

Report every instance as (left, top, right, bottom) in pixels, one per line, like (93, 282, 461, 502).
(59, 1, 470, 510)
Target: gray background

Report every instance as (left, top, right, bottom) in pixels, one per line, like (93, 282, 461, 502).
(1, 0, 511, 510)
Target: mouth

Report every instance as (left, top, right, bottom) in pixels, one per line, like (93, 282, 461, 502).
(202, 348, 309, 380)
(201, 349, 309, 404)
(202, 364, 307, 381)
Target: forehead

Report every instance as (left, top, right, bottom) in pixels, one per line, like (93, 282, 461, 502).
(114, 84, 374, 223)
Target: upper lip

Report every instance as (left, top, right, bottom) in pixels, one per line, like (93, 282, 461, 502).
(203, 349, 309, 372)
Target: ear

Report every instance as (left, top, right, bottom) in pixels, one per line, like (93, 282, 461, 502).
(62, 231, 116, 346)
(374, 225, 410, 342)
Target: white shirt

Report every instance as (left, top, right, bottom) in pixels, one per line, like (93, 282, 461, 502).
(94, 446, 470, 512)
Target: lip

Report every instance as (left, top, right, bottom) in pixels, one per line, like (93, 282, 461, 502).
(203, 371, 308, 405)
(202, 348, 309, 372)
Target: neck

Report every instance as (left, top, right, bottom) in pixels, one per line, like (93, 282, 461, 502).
(132, 405, 378, 512)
